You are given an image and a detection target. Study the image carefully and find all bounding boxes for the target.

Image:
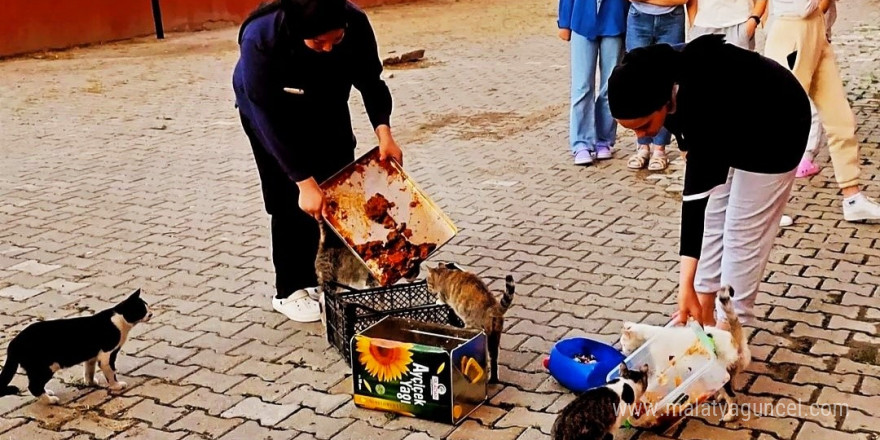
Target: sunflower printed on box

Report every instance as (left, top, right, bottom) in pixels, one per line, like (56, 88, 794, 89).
(351, 317, 488, 425)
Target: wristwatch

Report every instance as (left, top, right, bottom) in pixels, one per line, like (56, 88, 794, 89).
(749, 15, 761, 25)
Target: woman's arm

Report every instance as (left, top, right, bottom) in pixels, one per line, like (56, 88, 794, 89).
(686, 0, 698, 28)
(746, 0, 767, 35)
(351, 16, 402, 163)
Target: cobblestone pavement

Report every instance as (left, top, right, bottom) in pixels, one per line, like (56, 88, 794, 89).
(1, 0, 879, 437)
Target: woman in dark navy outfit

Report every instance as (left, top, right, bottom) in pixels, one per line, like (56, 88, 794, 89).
(233, 0, 402, 322)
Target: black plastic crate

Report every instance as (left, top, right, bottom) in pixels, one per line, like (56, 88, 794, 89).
(324, 280, 464, 364)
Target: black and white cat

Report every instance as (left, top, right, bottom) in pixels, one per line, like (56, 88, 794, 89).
(551, 362, 650, 440)
(0, 289, 152, 404)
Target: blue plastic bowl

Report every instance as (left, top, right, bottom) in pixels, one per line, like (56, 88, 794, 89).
(548, 337, 626, 393)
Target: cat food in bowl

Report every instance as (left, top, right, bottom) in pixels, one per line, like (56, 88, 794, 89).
(547, 338, 626, 392)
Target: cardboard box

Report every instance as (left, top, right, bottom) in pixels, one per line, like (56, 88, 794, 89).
(351, 317, 488, 425)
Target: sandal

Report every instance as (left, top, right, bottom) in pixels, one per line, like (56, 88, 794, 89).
(627, 147, 651, 169)
(796, 157, 820, 178)
(648, 149, 669, 171)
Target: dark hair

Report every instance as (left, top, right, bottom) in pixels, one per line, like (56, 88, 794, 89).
(238, 0, 347, 44)
(608, 43, 683, 119)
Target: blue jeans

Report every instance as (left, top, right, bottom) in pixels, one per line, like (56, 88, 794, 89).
(569, 32, 624, 154)
(625, 6, 685, 147)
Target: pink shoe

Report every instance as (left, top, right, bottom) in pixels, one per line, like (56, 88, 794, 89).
(796, 157, 820, 178)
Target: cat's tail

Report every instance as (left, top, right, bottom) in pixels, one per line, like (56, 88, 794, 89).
(0, 351, 20, 397)
(499, 275, 515, 313)
(718, 286, 745, 355)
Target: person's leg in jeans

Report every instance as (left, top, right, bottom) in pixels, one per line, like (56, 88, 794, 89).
(570, 32, 600, 165)
(625, 8, 658, 170)
(645, 6, 685, 171)
(594, 35, 625, 160)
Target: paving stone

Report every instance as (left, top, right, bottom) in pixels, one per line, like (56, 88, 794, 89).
(679, 420, 746, 440)
(495, 407, 557, 434)
(8, 260, 61, 276)
(126, 379, 195, 405)
(168, 410, 242, 438)
(124, 399, 188, 428)
(792, 366, 860, 393)
(61, 414, 135, 439)
(220, 397, 299, 427)
(98, 396, 144, 417)
(172, 387, 244, 417)
(179, 368, 245, 394)
(467, 405, 509, 425)
(490, 387, 559, 411)
(277, 408, 352, 439)
(0, 418, 25, 435)
(842, 410, 880, 433)
(280, 386, 350, 415)
(795, 422, 872, 440)
(817, 388, 880, 417)
(827, 316, 877, 334)
(131, 359, 198, 381)
(447, 420, 523, 440)
(8, 401, 81, 430)
(216, 421, 301, 440)
(110, 423, 187, 440)
(0, 285, 45, 301)
(330, 420, 409, 440)
(749, 376, 817, 401)
(0, 422, 75, 440)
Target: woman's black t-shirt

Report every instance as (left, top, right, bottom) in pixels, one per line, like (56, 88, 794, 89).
(665, 35, 811, 259)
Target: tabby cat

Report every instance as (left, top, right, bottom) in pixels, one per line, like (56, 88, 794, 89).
(315, 221, 378, 293)
(315, 222, 379, 331)
(425, 264, 515, 384)
(551, 362, 650, 440)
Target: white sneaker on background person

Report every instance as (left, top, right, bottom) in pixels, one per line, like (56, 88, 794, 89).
(843, 193, 880, 222)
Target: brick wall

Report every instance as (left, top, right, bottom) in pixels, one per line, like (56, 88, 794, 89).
(0, 0, 410, 58)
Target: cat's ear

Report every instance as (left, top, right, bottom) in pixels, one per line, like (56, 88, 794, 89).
(126, 289, 142, 301)
(618, 362, 629, 375)
(639, 364, 649, 375)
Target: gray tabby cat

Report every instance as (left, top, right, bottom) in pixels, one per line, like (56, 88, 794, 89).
(315, 222, 378, 331)
(315, 221, 377, 292)
(425, 264, 515, 384)
(551, 362, 650, 440)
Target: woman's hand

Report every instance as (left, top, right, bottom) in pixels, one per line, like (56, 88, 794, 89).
(676, 283, 704, 325)
(296, 177, 325, 221)
(376, 125, 403, 165)
(558, 29, 572, 41)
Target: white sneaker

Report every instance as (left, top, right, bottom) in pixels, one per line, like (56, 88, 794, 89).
(779, 215, 793, 227)
(842, 193, 880, 222)
(272, 290, 321, 323)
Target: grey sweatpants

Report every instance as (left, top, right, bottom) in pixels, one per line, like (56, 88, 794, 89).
(693, 168, 796, 324)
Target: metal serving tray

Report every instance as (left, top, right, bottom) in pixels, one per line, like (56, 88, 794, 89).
(320, 147, 457, 285)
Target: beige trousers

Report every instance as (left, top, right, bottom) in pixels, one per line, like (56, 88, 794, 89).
(764, 10, 860, 189)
